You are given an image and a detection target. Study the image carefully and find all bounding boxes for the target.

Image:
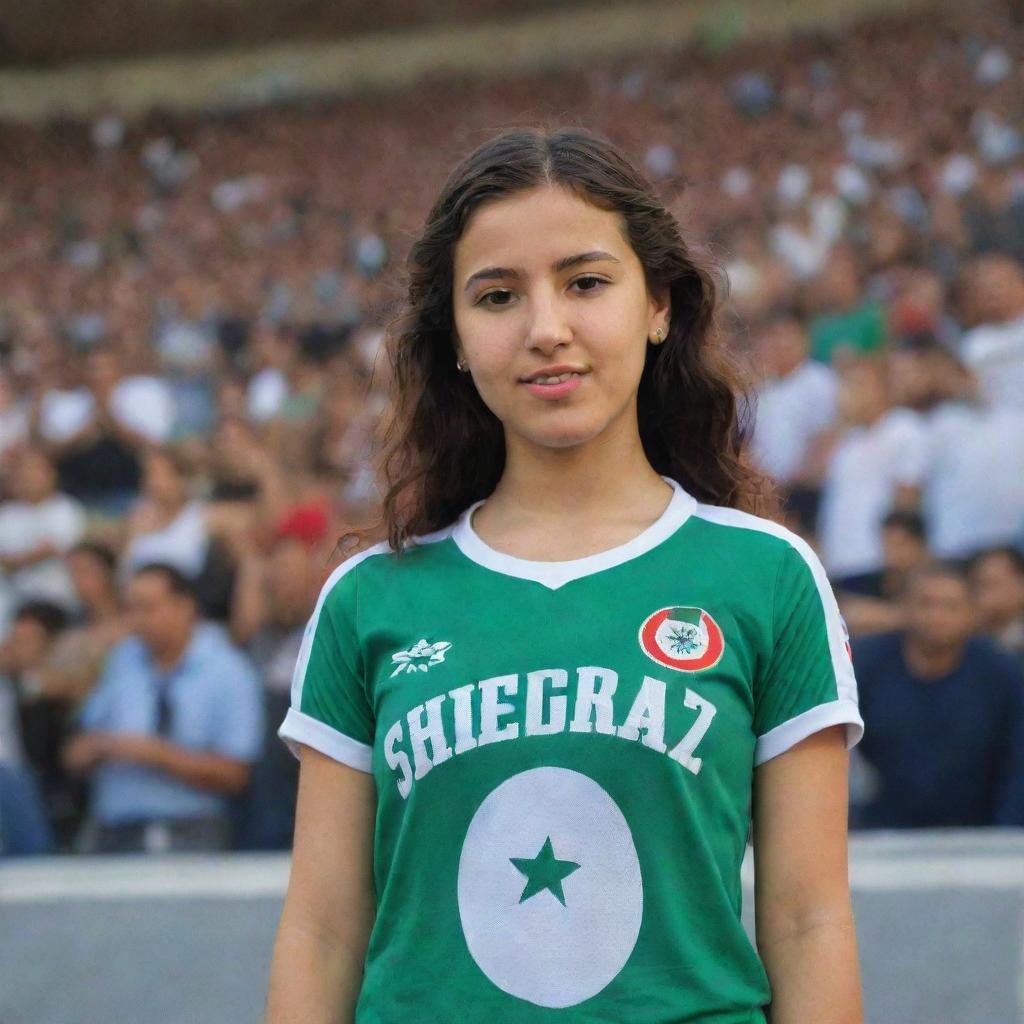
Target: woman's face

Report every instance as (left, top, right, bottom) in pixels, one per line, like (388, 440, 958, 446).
(452, 185, 669, 456)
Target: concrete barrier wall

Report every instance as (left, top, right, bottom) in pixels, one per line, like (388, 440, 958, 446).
(2, 830, 1022, 1024)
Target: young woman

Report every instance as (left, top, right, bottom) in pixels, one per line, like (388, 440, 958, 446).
(266, 128, 864, 1024)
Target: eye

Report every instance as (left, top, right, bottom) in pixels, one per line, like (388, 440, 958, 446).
(571, 275, 609, 293)
(477, 289, 515, 307)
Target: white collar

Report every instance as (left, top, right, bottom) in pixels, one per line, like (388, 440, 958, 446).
(451, 476, 696, 590)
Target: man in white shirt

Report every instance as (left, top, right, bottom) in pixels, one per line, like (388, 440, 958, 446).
(958, 254, 1024, 411)
(0, 447, 86, 630)
(818, 358, 928, 588)
(750, 309, 839, 486)
(906, 342, 1024, 560)
(921, 398, 1024, 559)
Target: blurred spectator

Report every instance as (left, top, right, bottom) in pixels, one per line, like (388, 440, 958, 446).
(960, 167, 1024, 264)
(0, 740, 54, 856)
(0, 601, 76, 850)
(122, 448, 211, 581)
(839, 509, 929, 637)
(245, 322, 293, 423)
(0, 610, 57, 856)
(207, 414, 289, 524)
(887, 269, 961, 352)
(956, 254, 1024, 411)
(36, 542, 127, 707)
(806, 246, 887, 364)
(0, 445, 86, 630)
(852, 563, 1024, 828)
(918, 346, 1024, 559)
(0, 368, 29, 458)
(37, 343, 177, 514)
(768, 191, 844, 282)
(886, 340, 943, 414)
(815, 358, 927, 590)
(231, 510, 330, 849)
(749, 308, 838, 504)
(969, 547, 1024, 664)
(63, 563, 263, 853)
(123, 446, 268, 621)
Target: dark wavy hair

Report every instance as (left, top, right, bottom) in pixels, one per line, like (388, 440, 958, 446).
(377, 127, 774, 552)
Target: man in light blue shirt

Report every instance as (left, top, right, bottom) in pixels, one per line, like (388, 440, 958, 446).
(64, 563, 263, 852)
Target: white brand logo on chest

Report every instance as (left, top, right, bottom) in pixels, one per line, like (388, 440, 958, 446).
(390, 639, 452, 677)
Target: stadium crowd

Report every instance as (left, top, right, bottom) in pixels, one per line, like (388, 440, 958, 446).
(2, 5, 1024, 854)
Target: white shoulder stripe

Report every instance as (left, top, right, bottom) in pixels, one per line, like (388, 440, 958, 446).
(288, 539, 391, 712)
(287, 528, 455, 743)
(692, 503, 862, 749)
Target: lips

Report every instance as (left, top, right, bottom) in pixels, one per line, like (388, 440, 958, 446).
(519, 364, 590, 384)
(529, 370, 583, 384)
(522, 371, 587, 401)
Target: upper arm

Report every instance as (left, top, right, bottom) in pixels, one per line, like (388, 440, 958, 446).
(752, 725, 852, 940)
(283, 743, 377, 952)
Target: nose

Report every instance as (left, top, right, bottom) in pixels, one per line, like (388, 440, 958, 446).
(524, 287, 573, 356)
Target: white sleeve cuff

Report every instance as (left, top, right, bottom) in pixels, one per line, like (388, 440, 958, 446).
(278, 708, 373, 772)
(754, 699, 864, 766)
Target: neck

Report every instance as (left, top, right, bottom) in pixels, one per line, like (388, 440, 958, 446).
(902, 635, 964, 680)
(487, 420, 668, 526)
(150, 628, 192, 672)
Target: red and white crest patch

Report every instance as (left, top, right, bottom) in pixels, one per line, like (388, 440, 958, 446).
(639, 606, 725, 673)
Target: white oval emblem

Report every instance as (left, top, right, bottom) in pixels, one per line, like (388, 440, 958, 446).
(457, 767, 643, 1008)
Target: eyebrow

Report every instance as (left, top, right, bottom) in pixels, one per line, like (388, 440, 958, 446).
(463, 250, 621, 292)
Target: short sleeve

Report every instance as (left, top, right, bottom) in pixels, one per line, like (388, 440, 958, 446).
(277, 554, 377, 772)
(753, 541, 864, 765)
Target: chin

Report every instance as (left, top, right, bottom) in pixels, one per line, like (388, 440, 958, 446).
(515, 419, 612, 451)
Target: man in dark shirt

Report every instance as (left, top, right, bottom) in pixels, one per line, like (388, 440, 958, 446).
(852, 561, 1024, 828)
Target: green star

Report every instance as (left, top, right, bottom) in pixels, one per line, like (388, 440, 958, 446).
(510, 836, 581, 907)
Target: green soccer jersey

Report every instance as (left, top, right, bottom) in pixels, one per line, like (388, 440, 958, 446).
(279, 477, 863, 1023)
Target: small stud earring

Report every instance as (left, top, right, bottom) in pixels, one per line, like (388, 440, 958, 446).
(456, 356, 469, 372)
(652, 327, 665, 344)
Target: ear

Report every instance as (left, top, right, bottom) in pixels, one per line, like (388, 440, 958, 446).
(647, 284, 671, 336)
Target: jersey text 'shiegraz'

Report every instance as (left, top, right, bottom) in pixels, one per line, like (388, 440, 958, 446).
(279, 478, 862, 1023)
